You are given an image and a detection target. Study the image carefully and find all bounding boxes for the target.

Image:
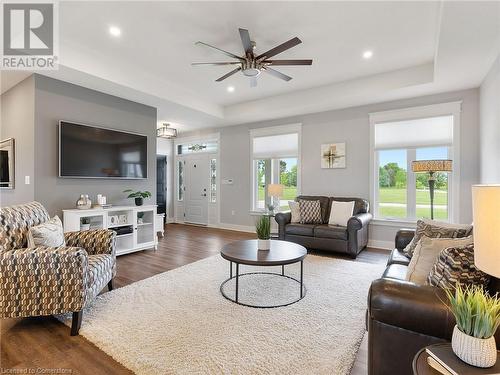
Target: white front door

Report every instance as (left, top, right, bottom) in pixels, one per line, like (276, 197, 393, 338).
(184, 155, 209, 225)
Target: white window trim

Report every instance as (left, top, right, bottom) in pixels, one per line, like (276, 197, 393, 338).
(249, 124, 302, 212)
(369, 101, 461, 223)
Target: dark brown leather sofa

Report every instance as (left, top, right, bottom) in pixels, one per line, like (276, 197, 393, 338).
(275, 196, 372, 258)
(367, 229, 500, 375)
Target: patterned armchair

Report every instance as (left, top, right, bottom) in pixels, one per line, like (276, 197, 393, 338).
(0, 201, 116, 335)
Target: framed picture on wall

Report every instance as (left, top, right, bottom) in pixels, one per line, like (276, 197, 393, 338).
(321, 142, 346, 169)
(0, 138, 15, 189)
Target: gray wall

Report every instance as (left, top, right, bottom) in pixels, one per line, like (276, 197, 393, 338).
(479, 55, 500, 183)
(185, 88, 480, 247)
(0, 76, 35, 206)
(33, 75, 157, 216)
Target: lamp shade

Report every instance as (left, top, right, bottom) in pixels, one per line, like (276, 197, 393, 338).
(267, 184, 284, 197)
(472, 184, 500, 278)
(412, 159, 452, 173)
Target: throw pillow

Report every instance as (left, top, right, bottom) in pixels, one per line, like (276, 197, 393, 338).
(428, 244, 490, 290)
(289, 201, 301, 223)
(403, 219, 473, 258)
(405, 235, 473, 285)
(27, 215, 66, 248)
(328, 200, 355, 226)
(298, 200, 322, 224)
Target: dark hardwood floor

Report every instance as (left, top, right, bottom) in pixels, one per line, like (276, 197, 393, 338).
(1, 224, 388, 374)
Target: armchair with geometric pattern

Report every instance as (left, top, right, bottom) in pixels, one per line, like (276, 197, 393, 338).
(0, 201, 116, 335)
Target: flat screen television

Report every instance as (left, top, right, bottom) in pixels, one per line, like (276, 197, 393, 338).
(59, 121, 147, 179)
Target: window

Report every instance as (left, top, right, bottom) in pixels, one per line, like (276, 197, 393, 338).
(177, 160, 184, 201)
(370, 102, 461, 222)
(250, 125, 301, 211)
(210, 158, 217, 203)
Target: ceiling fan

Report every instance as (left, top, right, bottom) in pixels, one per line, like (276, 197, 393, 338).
(192, 28, 313, 87)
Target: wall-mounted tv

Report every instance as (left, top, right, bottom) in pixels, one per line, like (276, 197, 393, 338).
(59, 121, 148, 179)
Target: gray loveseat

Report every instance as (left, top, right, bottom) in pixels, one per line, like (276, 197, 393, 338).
(275, 196, 372, 258)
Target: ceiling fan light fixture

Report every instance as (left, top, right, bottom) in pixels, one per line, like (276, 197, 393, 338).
(157, 123, 177, 139)
(242, 68, 261, 77)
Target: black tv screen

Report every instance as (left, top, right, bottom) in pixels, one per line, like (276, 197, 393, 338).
(59, 121, 147, 179)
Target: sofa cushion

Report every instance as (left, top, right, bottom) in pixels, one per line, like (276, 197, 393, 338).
(331, 197, 369, 215)
(382, 264, 408, 281)
(313, 225, 348, 240)
(403, 219, 473, 258)
(285, 224, 315, 237)
(298, 200, 322, 224)
(288, 201, 301, 223)
(387, 248, 411, 266)
(297, 196, 330, 223)
(405, 235, 473, 285)
(428, 244, 490, 290)
(27, 215, 65, 248)
(328, 200, 354, 226)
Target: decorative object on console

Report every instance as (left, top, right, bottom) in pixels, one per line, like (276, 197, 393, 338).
(0, 138, 15, 189)
(156, 123, 177, 139)
(472, 184, 500, 278)
(123, 189, 152, 206)
(445, 284, 499, 368)
(137, 212, 144, 224)
(321, 143, 346, 169)
(267, 183, 283, 213)
(108, 215, 119, 226)
(76, 194, 92, 209)
(95, 194, 107, 207)
(80, 217, 91, 231)
(328, 200, 355, 226)
(411, 159, 452, 220)
(255, 215, 271, 250)
(402, 219, 473, 258)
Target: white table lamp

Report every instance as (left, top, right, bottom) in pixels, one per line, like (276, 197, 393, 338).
(267, 184, 284, 213)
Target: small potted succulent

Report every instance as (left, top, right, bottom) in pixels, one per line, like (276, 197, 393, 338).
(123, 189, 152, 206)
(255, 215, 271, 251)
(80, 217, 91, 231)
(445, 284, 500, 368)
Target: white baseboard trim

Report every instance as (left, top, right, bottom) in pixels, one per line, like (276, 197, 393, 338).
(166, 217, 175, 224)
(367, 239, 393, 250)
(211, 223, 255, 233)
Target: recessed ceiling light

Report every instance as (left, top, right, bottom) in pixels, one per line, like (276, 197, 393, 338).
(227, 86, 235, 93)
(363, 50, 373, 59)
(109, 26, 121, 37)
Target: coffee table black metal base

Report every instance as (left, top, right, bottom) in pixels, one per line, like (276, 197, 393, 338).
(220, 261, 306, 308)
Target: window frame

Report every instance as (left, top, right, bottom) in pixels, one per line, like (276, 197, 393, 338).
(369, 102, 461, 224)
(250, 124, 302, 212)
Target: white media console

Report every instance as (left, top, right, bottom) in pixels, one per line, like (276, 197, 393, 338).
(63, 205, 159, 256)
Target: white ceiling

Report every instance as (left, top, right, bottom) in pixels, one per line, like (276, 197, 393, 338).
(2, 1, 499, 132)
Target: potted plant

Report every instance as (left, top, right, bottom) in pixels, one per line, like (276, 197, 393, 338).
(123, 189, 152, 206)
(445, 284, 500, 368)
(80, 217, 91, 231)
(137, 211, 144, 224)
(255, 215, 271, 251)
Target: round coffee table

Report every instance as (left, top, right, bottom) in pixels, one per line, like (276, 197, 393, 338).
(220, 239, 307, 308)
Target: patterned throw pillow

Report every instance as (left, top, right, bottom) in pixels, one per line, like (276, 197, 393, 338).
(298, 200, 322, 224)
(427, 244, 490, 290)
(27, 215, 66, 248)
(403, 219, 473, 258)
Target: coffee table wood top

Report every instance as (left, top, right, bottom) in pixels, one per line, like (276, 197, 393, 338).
(220, 240, 307, 266)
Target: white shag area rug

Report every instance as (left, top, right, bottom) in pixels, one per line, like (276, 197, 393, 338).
(58, 254, 384, 375)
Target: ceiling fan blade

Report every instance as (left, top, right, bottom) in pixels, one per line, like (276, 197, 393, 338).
(264, 59, 312, 66)
(215, 67, 242, 82)
(192, 62, 242, 66)
(195, 41, 244, 61)
(250, 77, 258, 88)
(256, 37, 302, 60)
(264, 67, 292, 81)
(239, 28, 253, 56)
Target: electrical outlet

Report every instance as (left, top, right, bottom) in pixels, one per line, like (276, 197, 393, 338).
(231, 210, 236, 216)
(24, 176, 30, 185)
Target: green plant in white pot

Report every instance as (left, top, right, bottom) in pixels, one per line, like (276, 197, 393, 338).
(255, 215, 271, 251)
(445, 284, 500, 368)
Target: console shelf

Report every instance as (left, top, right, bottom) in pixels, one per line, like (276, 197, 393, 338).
(63, 205, 158, 256)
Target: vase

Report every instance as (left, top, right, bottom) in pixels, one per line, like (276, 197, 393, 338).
(76, 194, 92, 210)
(258, 239, 270, 251)
(135, 197, 143, 206)
(451, 325, 497, 368)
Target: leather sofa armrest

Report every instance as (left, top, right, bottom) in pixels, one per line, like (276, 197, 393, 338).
(347, 212, 373, 231)
(275, 212, 291, 240)
(395, 229, 415, 251)
(368, 278, 455, 340)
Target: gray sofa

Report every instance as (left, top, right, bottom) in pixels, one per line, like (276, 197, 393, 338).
(275, 196, 372, 258)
